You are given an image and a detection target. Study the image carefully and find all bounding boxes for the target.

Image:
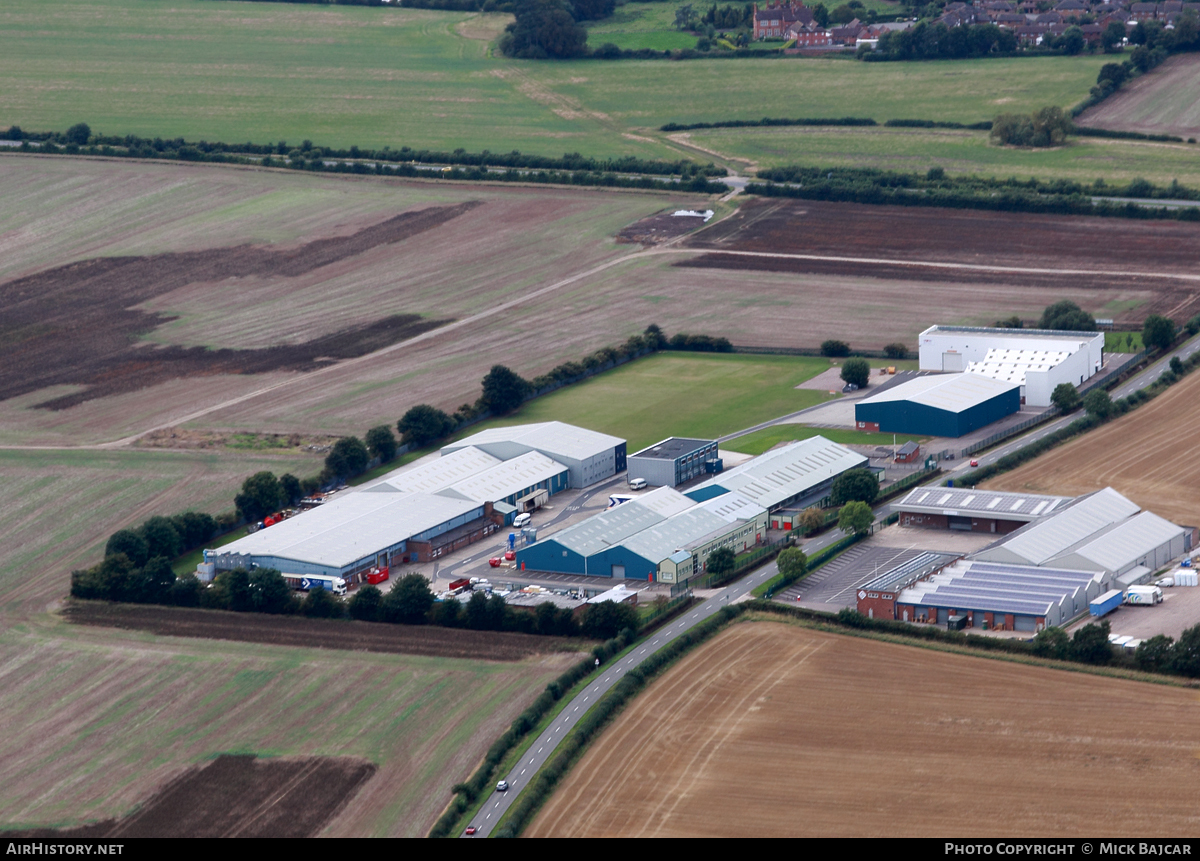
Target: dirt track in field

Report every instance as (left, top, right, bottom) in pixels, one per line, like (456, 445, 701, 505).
(0, 202, 474, 409)
(982, 369, 1200, 527)
(529, 621, 1200, 838)
(682, 199, 1200, 325)
(64, 601, 585, 661)
(11, 755, 375, 838)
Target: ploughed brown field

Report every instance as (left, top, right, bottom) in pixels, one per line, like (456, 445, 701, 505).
(64, 601, 586, 661)
(982, 369, 1200, 527)
(12, 755, 375, 838)
(1076, 53, 1200, 140)
(529, 622, 1200, 838)
(680, 198, 1200, 324)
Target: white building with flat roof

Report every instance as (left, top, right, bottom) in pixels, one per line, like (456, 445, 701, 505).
(918, 325, 1105, 406)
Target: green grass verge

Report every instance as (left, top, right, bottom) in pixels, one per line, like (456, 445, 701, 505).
(726, 424, 925, 455)
(458, 352, 834, 452)
(1105, 330, 1145, 352)
(1, 0, 1107, 162)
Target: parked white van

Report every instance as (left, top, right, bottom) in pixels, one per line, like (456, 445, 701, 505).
(628, 478, 647, 490)
(513, 512, 532, 528)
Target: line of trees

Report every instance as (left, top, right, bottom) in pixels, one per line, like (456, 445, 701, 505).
(71, 557, 641, 639)
(3, 125, 725, 179)
(862, 21, 1017, 61)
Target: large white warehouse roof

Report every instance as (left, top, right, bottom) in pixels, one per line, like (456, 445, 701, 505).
(856, 373, 1018, 414)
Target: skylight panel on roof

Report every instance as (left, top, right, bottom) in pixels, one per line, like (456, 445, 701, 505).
(937, 493, 951, 505)
(987, 497, 1002, 510)
(1010, 499, 1025, 511)
(918, 492, 931, 503)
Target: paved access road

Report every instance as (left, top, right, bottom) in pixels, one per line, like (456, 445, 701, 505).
(463, 553, 797, 838)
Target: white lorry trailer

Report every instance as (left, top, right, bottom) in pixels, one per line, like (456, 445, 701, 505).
(1125, 585, 1163, 606)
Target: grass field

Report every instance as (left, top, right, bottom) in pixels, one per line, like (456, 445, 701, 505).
(461, 352, 835, 451)
(982, 368, 1200, 527)
(584, 3, 697, 51)
(529, 620, 1200, 837)
(0, 0, 1108, 161)
(725, 424, 925, 455)
(681, 124, 1200, 185)
(0, 618, 571, 836)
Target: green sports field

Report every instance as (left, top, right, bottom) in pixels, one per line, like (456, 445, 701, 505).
(725, 423, 926, 455)
(464, 352, 838, 451)
(0, 0, 1109, 162)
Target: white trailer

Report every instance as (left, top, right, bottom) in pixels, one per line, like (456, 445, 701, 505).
(1125, 585, 1163, 606)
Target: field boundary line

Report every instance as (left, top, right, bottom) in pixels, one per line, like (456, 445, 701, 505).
(668, 248, 1200, 281)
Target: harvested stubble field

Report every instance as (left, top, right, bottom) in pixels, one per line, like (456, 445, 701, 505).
(529, 621, 1200, 838)
(65, 602, 585, 661)
(1076, 54, 1200, 141)
(982, 369, 1200, 527)
(0, 617, 574, 836)
(0, 447, 320, 616)
(0, 157, 693, 446)
(13, 754, 377, 839)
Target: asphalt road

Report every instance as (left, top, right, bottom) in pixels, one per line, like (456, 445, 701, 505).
(465, 335, 1199, 837)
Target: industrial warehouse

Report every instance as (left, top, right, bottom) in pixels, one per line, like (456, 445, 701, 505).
(205, 422, 625, 580)
(517, 436, 868, 581)
(895, 487, 1073, 535)
(515, 486, 767, 583)
(918, 325, 1105, 407)
(854, 372, 1020, 438)
(856, 487, 1195, 631)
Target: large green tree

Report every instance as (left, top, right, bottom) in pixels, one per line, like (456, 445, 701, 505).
(831, 468, 878, 506)
(479, 365, 530, 415)
(397, 404, 456, 447)
(838, 500, 874, 536)
(236, 471, 283, 522)
(365, 425, 397, 463)
(1143, 314, 1176, 352)
(1039, 300, 1095, 332)
(1069, 621, 1112, 665)
(840, 357, 870, 389)
(381, 573, 435, 624)
(776, 547, 808, 581)
(706, 547, 736, 578)
(499, 0, 587, 59)
(1050, 382, 1081, 412)
(324, 436, 370, 480)
(580, 600, 638, 640)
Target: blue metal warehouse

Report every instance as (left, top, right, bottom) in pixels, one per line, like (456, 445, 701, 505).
(854, 373, 1019, 438)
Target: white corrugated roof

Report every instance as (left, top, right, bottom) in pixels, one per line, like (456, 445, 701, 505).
(1062, 511, 1187, 571)
(974, 488, 1142, 566)
(968, 348, 1072, 386)
(373, 446, 502, 495)
(443, 421, 624, 462)
(435, 450, 566, 504)
(217, 491, 481, 569)
(857, 373, 1019, 413)
(687, 436, 867, 509)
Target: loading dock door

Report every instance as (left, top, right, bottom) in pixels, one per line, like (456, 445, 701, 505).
(611, 564, 625, 578)
(942, 352, 964, 372)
